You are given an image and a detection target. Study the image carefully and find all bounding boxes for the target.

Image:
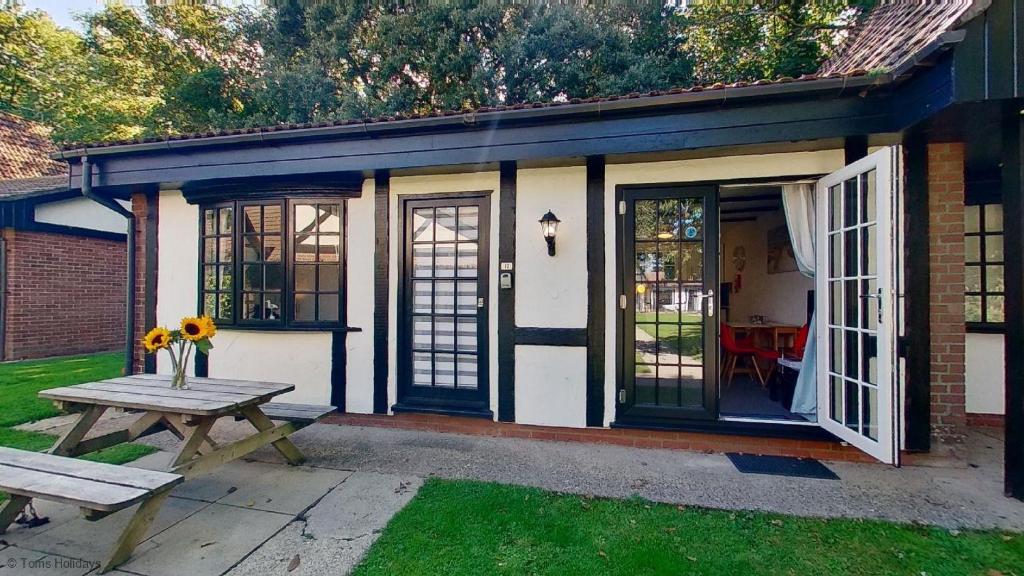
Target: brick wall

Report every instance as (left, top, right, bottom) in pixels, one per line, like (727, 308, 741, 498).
(927, 142, 967, 438)
(2, 229, 126, 361)
(131, 191, 156, 374)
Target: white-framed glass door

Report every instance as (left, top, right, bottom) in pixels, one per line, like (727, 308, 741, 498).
(815, 147, 901, 464)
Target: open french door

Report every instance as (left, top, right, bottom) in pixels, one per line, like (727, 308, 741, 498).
(815, 147, 902, 465)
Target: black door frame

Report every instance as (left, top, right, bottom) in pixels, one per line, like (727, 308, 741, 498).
(395, 192, 491, 414)
(615, 184, 720, 425)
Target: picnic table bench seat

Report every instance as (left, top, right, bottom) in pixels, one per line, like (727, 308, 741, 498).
(0, 446, 182, 573)
(257, 402, 335, 426)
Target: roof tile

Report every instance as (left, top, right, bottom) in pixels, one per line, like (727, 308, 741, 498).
(0, 112, 65, 179)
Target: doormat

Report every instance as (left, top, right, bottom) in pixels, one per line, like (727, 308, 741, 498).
(726, 453, 839, 480)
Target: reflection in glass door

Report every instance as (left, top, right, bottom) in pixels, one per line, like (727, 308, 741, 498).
(398, 195, 490, 413)
(620, 186, 718, 422)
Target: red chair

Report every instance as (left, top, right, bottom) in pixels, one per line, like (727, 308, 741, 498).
(784, 323, 811, 361)
(720, 322, 766, 387)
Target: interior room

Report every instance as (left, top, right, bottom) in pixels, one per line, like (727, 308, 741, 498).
(719, 183, 814, 423)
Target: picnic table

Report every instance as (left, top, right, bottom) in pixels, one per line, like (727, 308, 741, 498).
(37, 374, 314, 480)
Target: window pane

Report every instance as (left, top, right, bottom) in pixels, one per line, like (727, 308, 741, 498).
(985, 204, 1003, 232)
(458, 206, 478, 241)
(264, 205, 282, 233)
(243, 236, 261, 262)
(295, 204, 317, 234)
(295, 265, 315, 292)
(965, 265, 981, 292)
(457, 243, 478, 278)
(635, 200, 657, 240)
(413, 353, 432, 386)
(435, 243, 456, 278)
(242, 293, 260, 320)
(319, 204, 340, 234)
(986, 265, 1004, 292)
(264, 264, 284, 291)
(204, 265, 217, 290)
(320, 264, 340, 292)
(986, 235, 1004, 262)
(965, 295, 982, 323)
(435, 317, 455, 351)
(436, 207, 457, 242)
(681, 198, 703, 239)
(964, 205, 980, 233)
(295, 235, 316, 262)
(218, 294, 232, 320)
(843, 177, 858, 227)
(988, 296, 1005, 322)
(264, 235, 282, 262)
(265, 293, 281, 320)
(412, 208, 434, 242)
(435, 354, 455, 387)
(413, 281, 432, 314)
(435, 281, 455, 315)
(204, 293, 216, 317)
(218, 207, 233, 234)
(318, 294, 339, 322)
(965, 236, 981, 263)
(243, 206, 262, 233)
(243, 265, 262, 290)
(318, 235, 340, 263)
(219, 265, 232, 290)
(294, 293, 315, 321)
(657, 199, 681, 240)
(204, 210, 216, 235)
(413, 245, 432, 278)
(219, 237, 233, 262)
(204, 239, 216, 262)
(457, 355, 477, 389)
(861, 170, 876, 222)
(829, 185, 842, 232)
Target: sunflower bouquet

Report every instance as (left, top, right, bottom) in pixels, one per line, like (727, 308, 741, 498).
(142, 316, 217, 389)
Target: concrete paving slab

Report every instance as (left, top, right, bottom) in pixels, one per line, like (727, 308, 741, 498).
(226, 472, 422, 576)
(16, 496, 207, 563)
(120, 503, 292, 576)
(216, 463, 352, 514)
(0, 547, 98, 575)
(0, 499, 86, 547)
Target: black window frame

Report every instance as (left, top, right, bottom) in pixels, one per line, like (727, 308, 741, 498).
(198, 197, 347, 331)
(965, 197, 1004, 332)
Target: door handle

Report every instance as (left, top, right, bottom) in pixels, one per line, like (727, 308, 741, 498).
(697, 290, 714, 318)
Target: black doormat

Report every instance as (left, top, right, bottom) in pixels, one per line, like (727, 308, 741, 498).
(726, 453, 839, 480)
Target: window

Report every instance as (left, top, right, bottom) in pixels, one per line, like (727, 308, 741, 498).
(199, 198, 345, 329)
(965, 203, 1004, 326)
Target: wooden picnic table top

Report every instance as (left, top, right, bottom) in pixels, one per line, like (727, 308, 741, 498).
(38, 374, 295, 417)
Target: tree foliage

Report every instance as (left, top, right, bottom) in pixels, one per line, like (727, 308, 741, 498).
(0, 1, 872, 145)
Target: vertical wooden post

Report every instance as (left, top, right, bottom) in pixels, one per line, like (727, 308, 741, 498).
(373, 170, 390, 414)
(497, 161, 517, 422)
(903, 132, 931, 452)
(586, 156, 606, 427)
(1003, 106, 1023, 499)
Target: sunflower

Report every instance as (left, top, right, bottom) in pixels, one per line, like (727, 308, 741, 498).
(199, 315, 217, 338)
(180, 317, 209, 341)
(142, 327, 172, 352)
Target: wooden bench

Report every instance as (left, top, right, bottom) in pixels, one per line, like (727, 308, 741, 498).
(255, 403, 335, 427)
(0, 447, 181, 574)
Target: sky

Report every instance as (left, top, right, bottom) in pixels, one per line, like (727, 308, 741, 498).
(21, 0, 112, 30)
(20, 0, 258, 31)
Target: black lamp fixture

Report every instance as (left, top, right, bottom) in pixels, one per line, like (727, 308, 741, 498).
(539, 210, 561, 256)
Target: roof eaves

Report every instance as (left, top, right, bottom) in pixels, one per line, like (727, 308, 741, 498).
(54, 72, 891, 161)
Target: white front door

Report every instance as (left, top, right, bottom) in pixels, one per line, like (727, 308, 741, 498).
(815, 147, 902, 464)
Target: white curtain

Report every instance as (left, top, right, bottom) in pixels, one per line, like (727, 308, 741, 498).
(782, 184, 815, 279)
(781, 183, 817, 420)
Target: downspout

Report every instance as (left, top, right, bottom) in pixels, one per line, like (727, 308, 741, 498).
(0, 232, 6, 362)
(80, 157, 136, 376)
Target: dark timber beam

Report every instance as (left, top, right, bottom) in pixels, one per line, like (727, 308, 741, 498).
(903, 131, 931, 452)
(845, 135, 869, 163)
(1003, 106, 1023, 500)
(373, 170, 390, 414)
(586, 156, 606, 427)
(497, 162, 516, 422)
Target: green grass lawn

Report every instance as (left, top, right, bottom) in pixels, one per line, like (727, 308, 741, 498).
(354, 479, 1022, 576)
(635, 311, 703, 360)
(0, 352, 158, 500)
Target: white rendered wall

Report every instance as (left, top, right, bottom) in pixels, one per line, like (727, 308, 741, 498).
(602, 150, 846, 426)
(389, 172, 501, 416)
(515, 167, 588, 328)
(345, 179, 376, 413)
(34, 197, 131, 234)
(156, 190, 332, 404)
(966, 333, 1005, 415)
(515, 345, 587, 427)
(720, 210, 814, 326)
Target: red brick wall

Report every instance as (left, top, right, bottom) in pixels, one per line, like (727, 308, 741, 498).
(2, 229, 126, 361)
(131, 192, 156, 374)
(927, 142, 967, 438)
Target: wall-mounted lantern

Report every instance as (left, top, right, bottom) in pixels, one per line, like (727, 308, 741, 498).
(539, 210, 561, 256)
